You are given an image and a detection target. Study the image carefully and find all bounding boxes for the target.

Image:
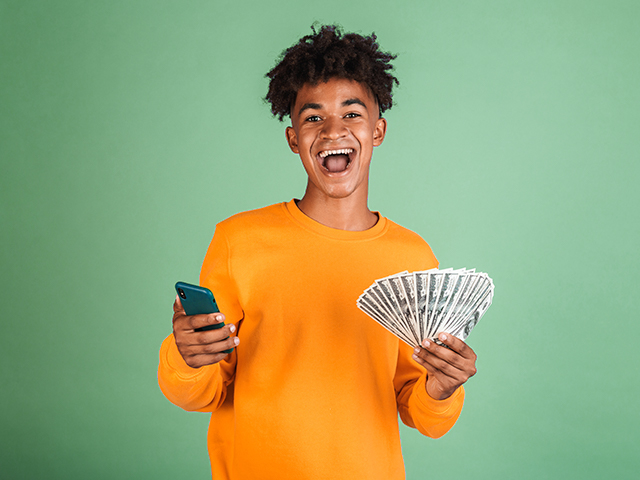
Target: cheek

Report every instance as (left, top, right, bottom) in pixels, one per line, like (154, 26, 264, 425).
(300, 156, 318, 176)
(356, 126, 376, 144)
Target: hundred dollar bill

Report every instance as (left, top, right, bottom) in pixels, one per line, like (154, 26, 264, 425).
(376, 278, 420, 345)
(358, 268, 494, 347)
(387, 273, 420, 344)
(357, 295, 414, 346)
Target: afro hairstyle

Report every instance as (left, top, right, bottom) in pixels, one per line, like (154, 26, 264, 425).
(265, 25, 398, 121)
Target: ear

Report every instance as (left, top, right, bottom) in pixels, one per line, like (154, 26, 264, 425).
(285, 126, 299, 153)
(372, 117, 387, 147)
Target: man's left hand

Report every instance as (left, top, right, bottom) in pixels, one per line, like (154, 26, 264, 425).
(412, 333, 477, 401)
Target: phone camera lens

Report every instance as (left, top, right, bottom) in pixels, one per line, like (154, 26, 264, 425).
(178, 289, 186, 299)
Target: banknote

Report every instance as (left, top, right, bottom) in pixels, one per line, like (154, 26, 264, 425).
(356, 268, 494, 348)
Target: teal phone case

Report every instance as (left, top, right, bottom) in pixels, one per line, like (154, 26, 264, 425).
(175, 281, 234, 354)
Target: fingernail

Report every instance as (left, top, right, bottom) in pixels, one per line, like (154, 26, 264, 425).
(229, 324, 236, 333)
(413, 347, 421, 355)
(439, 333, 447, 341)
(412, 354, 419, 361)
(233, 337, 240, 345)
(423, 339, 430, 348)
(215, 314, 223, 322)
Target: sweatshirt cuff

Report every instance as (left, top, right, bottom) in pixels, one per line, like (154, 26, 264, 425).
(414, 373, 465, 414)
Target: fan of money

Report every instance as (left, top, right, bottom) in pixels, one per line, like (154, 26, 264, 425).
(357, 268, 494, 348)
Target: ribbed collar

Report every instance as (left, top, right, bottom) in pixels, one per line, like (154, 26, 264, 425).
(283, 199, 388, 241)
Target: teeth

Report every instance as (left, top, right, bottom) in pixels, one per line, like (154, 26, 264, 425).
(319, 148, 354, 158)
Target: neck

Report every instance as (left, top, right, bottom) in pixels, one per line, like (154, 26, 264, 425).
(296, 187, 378, 232)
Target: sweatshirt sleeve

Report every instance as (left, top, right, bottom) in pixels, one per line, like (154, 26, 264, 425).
(157, 223, 244, 412)
(394, 341, 465, 438)
(158, 334, 235, 412)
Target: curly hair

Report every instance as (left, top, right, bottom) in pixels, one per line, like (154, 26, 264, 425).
(265, 25, 398, 121)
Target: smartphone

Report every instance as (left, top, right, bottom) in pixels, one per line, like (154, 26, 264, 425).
(175, 281, 234, 354)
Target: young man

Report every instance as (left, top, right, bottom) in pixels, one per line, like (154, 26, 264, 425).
(158, 25, 477, 479)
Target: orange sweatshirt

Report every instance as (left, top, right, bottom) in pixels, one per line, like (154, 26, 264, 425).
(158, 200, 464, 479)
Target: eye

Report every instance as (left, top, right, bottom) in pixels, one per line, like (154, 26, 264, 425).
(344, 112, 361, 119)
(305, 115, 322, 122)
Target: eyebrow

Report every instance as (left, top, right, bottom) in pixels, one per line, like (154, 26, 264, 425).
(342, 98, 366, 108)
(297, 98, 368, 117)
(298, 103, 322, 116)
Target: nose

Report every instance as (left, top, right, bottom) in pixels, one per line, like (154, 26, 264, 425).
(320, 116, 347, 140)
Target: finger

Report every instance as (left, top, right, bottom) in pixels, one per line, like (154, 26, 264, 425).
(436, 333, 476, 360)
(421, 335, 477, 369)
(185, 324, 237, 347)
(177, 312, 226, 331)
(181, 334, 240, 357)
(201, 335, 240, 354)
(419, 338, 467, 371)
(416, 339, 478, 382)
(192, 312, 226, 331)
(413, 347, 463, 379)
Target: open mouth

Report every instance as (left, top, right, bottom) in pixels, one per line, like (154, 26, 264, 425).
(317, 148, 354, 173)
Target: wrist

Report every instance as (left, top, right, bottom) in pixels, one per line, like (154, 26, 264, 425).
(425, 381, 455, 401)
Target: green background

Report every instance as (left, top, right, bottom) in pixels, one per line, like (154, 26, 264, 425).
(1, 1, 638, 478)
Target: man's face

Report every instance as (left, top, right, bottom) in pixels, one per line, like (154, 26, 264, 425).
(286, 78, 387, 201)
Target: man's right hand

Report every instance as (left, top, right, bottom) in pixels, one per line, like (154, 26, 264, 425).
(172, 295, 240, 368)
